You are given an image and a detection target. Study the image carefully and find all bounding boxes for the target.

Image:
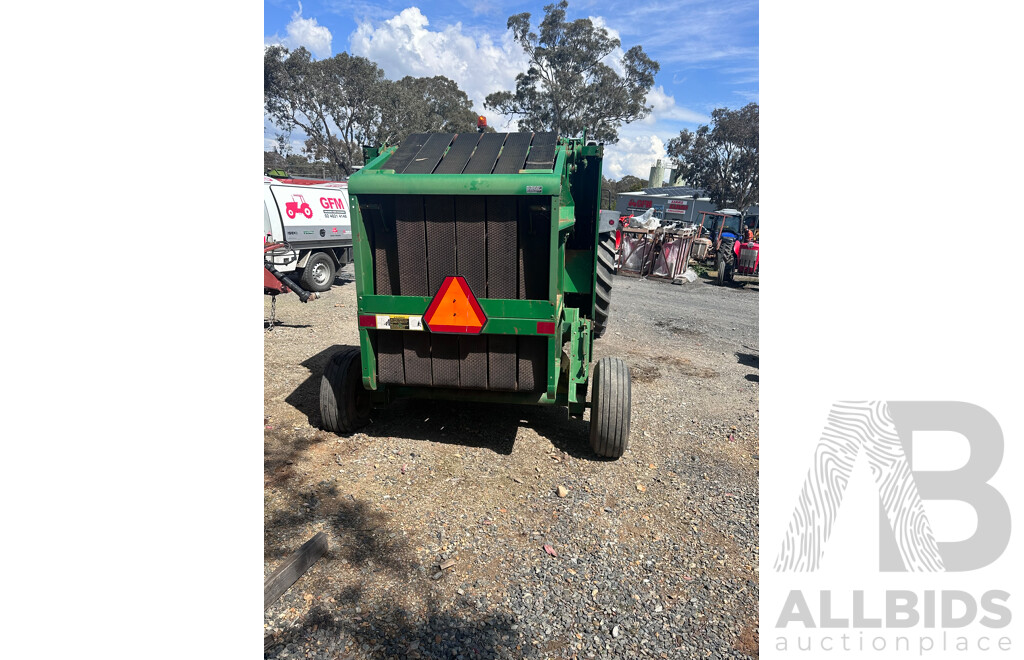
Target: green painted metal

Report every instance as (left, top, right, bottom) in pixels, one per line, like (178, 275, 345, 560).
(350, 171, 562, 196)
(346, 134, 604, 404)
(357, 296, 555, 320)
(565, 307, 591, 416)
(563, 250, 595, 294)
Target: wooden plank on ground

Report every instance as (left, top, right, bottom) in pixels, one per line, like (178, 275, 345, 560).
(264, 531, 328, 611)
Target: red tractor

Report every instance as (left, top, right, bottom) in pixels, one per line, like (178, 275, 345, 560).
(284, 194, 313, 219)
(695, 210, 759, 285)
(715, 230, 759, 285)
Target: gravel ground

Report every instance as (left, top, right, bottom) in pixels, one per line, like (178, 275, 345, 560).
(264, 264, 759, 659)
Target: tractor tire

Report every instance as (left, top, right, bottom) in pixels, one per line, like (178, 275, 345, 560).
(301, 252, 335, 292)
(286, 208, 296, 219)
(594, 234, 615, 339)
(302, 206, 313, 219)
(320, 347, 372, 434)
(589, 357, 632, 458)
(718, 237, 736, 284)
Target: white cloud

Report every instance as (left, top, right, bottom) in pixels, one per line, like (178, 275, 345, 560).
(642, 86, 709, 125)
(588, 15, 626, 76)
(349, 7, 528, 116)
(265, 2, 333, 59)
(603, 134, 667, 180)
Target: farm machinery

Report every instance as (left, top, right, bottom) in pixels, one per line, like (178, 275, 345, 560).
(318, 131, 632, 457)
(695, 210, 759, 285)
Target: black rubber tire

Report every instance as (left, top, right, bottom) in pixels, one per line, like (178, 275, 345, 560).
(301, 252, 335, 292)
(718, 237, 736, 285)
(320, 347, 372, 434)
(594, 234, 615, 339)
(716, 253, 727, 285)
(589, 357, 632, 458)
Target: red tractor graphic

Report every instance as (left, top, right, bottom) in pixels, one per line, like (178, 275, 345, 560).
(285, 194, 313, 220)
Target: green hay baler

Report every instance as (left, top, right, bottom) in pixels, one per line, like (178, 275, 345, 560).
(319, 131, 631, 457)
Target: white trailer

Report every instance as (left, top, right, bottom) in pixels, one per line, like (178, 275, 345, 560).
(264, 177, 353, 292)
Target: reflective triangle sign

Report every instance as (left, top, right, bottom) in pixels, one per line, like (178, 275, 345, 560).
(423, 276, 487, 334)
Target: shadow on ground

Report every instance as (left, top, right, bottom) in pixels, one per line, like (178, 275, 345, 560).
(287, 346, 601, 459)
(265, 495, 530, 658)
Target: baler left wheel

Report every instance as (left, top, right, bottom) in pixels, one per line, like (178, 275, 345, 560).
(594, 234, 616, 338)
(320, 347, 372, 434)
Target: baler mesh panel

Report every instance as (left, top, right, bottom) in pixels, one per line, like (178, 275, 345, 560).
(486, 196, 517, 299)
(377, 331, 405, 384)
(518, 201, 550, 300)
(517, 336, 547, 392)
(458, 336, 488, 389)
(403, 333, 432, 386)
(488, 335, 517, 391)
(455, 197, 486, 295)
(430, 335, 460, 387)
(425, 196, 456, 293)
(366, 204, 399, 296)
(395, 196, 428, 296)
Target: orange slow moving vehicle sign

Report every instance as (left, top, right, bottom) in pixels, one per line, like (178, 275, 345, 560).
(423, 276, 487, 334)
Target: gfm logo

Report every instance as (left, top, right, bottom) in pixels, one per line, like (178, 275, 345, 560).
(320, 197, 346, 210)
(775, 401, 1010, 573)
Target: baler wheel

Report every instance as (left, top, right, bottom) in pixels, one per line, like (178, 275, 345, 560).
(589, 357, 632, 458)
(594, 234, 616, 338)
(320, 347, 372, 434)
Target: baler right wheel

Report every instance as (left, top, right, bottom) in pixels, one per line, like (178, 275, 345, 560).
(320, 347, 372, 434)
(594, 234, 616, 338)
(589, 357, 632, 458)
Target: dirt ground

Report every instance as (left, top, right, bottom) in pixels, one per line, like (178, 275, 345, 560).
(264, 265, 759, 659)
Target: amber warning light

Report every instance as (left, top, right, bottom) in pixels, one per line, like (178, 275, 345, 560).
(423, 276, 487, 334)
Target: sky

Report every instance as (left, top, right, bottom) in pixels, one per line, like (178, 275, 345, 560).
(264, 0, 758, 180)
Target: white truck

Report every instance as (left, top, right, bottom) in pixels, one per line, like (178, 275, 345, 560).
(263, 176, 354, 292)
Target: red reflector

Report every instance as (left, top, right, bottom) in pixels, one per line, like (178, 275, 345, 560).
(537, 322, 556, 335)
(358, 315, 376, 327)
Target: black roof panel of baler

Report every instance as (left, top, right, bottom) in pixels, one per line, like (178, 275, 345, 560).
(401, 133, 456, 173)
(524, 132, 557, 170)
(433, 133, 483, 174)
(492, 132, 533, 174)
(385, 132, 558, 174)
(384, 133, 430, 172)
(463, 132, 507, 174)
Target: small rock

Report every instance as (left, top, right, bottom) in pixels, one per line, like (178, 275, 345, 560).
(556, 485, 568, 498)
(432, 571, 444, 580)
(612, 625, 620, 638)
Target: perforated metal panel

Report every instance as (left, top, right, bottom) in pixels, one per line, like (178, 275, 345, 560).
(425, 195, 456, 293)
(487, 335, 517, 392)
(486, 196, 517, 299)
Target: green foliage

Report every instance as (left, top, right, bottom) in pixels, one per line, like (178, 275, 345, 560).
(264, 46, 479, 176)
(666, 104, 759, 212)
(485, 1, 659, 144)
